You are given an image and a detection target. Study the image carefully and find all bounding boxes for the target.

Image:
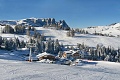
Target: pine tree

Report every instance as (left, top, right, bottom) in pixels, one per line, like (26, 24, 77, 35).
(14, 38, 20, 48)
(41, 42, 45, 52)
(36, 40, 42, 53)
(4, 38, 9, 50)
(26, 29, 30, 36)
(0, 36, 2, 48)
(54, 39, 61, 54)
(19, 40, 26, 48)
(9, 38, 15, 50)
(3, 25, 14, 33)
(3, 38, 15, 50)
(51, 41, 54, 54)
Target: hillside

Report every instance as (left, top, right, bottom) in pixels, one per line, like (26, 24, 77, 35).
(0, 20, 120, 80)
(1, 26, 120, 49)
(84, 23, 120, 37)
(35, 27, 120, 49)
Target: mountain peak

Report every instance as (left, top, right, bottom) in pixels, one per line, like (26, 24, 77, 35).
(0, 18, 70, 30)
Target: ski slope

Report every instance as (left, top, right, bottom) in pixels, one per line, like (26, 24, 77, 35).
(1, 23, 120, 49)
(0, 50, 120, 80)
(0, 26, 120, 80)
(84, 23, 120, 37)
(35, 27, 120, 49)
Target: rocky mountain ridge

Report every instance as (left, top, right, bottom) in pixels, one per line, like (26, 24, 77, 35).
(0, 18, 70, 30)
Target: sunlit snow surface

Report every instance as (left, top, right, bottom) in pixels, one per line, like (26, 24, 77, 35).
(1, 25, 120, 80)
(0, 26, 120, 80)
(0, 57, 120, 80)
(0, 48, 120, 80)
(35, 27, 120, 49)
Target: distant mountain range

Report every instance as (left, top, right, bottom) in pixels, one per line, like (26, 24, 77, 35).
(0, 18, 70, 30)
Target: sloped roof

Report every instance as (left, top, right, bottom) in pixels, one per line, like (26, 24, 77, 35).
(72, 51, 78, 55)
(64, 51, 72, 54)
(36, 52, 55, 58)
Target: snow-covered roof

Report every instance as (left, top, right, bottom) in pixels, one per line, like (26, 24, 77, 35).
(64, 50, 81, 55)
(64, 51, 72, 54)
(36, 52, 55, 58)
(72, 51, 78, 55)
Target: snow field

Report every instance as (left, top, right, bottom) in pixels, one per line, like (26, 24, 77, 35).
(35, 27, 120, 49)
(0, 58, 120, 80)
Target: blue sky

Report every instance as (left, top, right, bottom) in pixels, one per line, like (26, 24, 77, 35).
(0, 0, 120, 28)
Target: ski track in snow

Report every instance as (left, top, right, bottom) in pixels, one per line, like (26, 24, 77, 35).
(36, 27, 120, 49)
(0, 59, 120, 80)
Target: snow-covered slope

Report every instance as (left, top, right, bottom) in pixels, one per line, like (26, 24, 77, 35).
(0, 51, 120, 80)
(84, 23, 120, 37)
(1, 46, 120, 80)
(35, 27, 120, 49)
(1, 33, 29, 42)
(1, 26, 120, 49)
(1, 22, 120, 80)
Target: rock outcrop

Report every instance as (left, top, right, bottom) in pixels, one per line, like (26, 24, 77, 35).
(0, 18, 70, 30)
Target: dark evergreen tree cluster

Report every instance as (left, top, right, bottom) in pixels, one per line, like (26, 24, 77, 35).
(66, 29, 75, 37)
(75, 28, 89, 34)
(0, 36, 26, 50)
(2, 25, 14, 33)
(75, 43, 120, 62)
(2, 25, 25, 34)
(93, 31, 115, 37)
(44, 38, 62, 54)
(27, 37, 62, 55)
(25, 26, 62, 55)
(0, 36, 3, 48)
(14, 25, 25, 34)
(4, 38, 15, 50)
(33, 32, 46, 41)
(26, 27, 46, 41)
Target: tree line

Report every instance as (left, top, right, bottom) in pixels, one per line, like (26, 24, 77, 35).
(66, 28, 89, 37)
(68, 43, 120, 62)
(1, 25, 25, 34)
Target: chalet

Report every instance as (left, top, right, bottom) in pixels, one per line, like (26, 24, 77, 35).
(72, 51, 81, 59)
(37, 52, 55, 61)
(62, 51, 72, 59)
(62, 50, 87, 60)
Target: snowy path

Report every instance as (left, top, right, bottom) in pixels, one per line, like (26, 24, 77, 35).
(0, 59, 120, 80)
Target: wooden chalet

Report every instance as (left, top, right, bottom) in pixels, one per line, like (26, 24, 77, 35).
(37, 52, 55, 61)
(62, 50, 86, 59)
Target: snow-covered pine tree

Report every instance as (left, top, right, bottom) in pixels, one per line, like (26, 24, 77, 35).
(35, 40, 42, 53)
(14, 37, 20, 48)
(54, 39, 61, 54)
(3, 25, 14, 33)
(14, 25, 25, 34)
(41, 42, 45, 52)
(0, 36, 2, 48)
(26, 29, 30, 36)
(19, 40, 26, 48)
